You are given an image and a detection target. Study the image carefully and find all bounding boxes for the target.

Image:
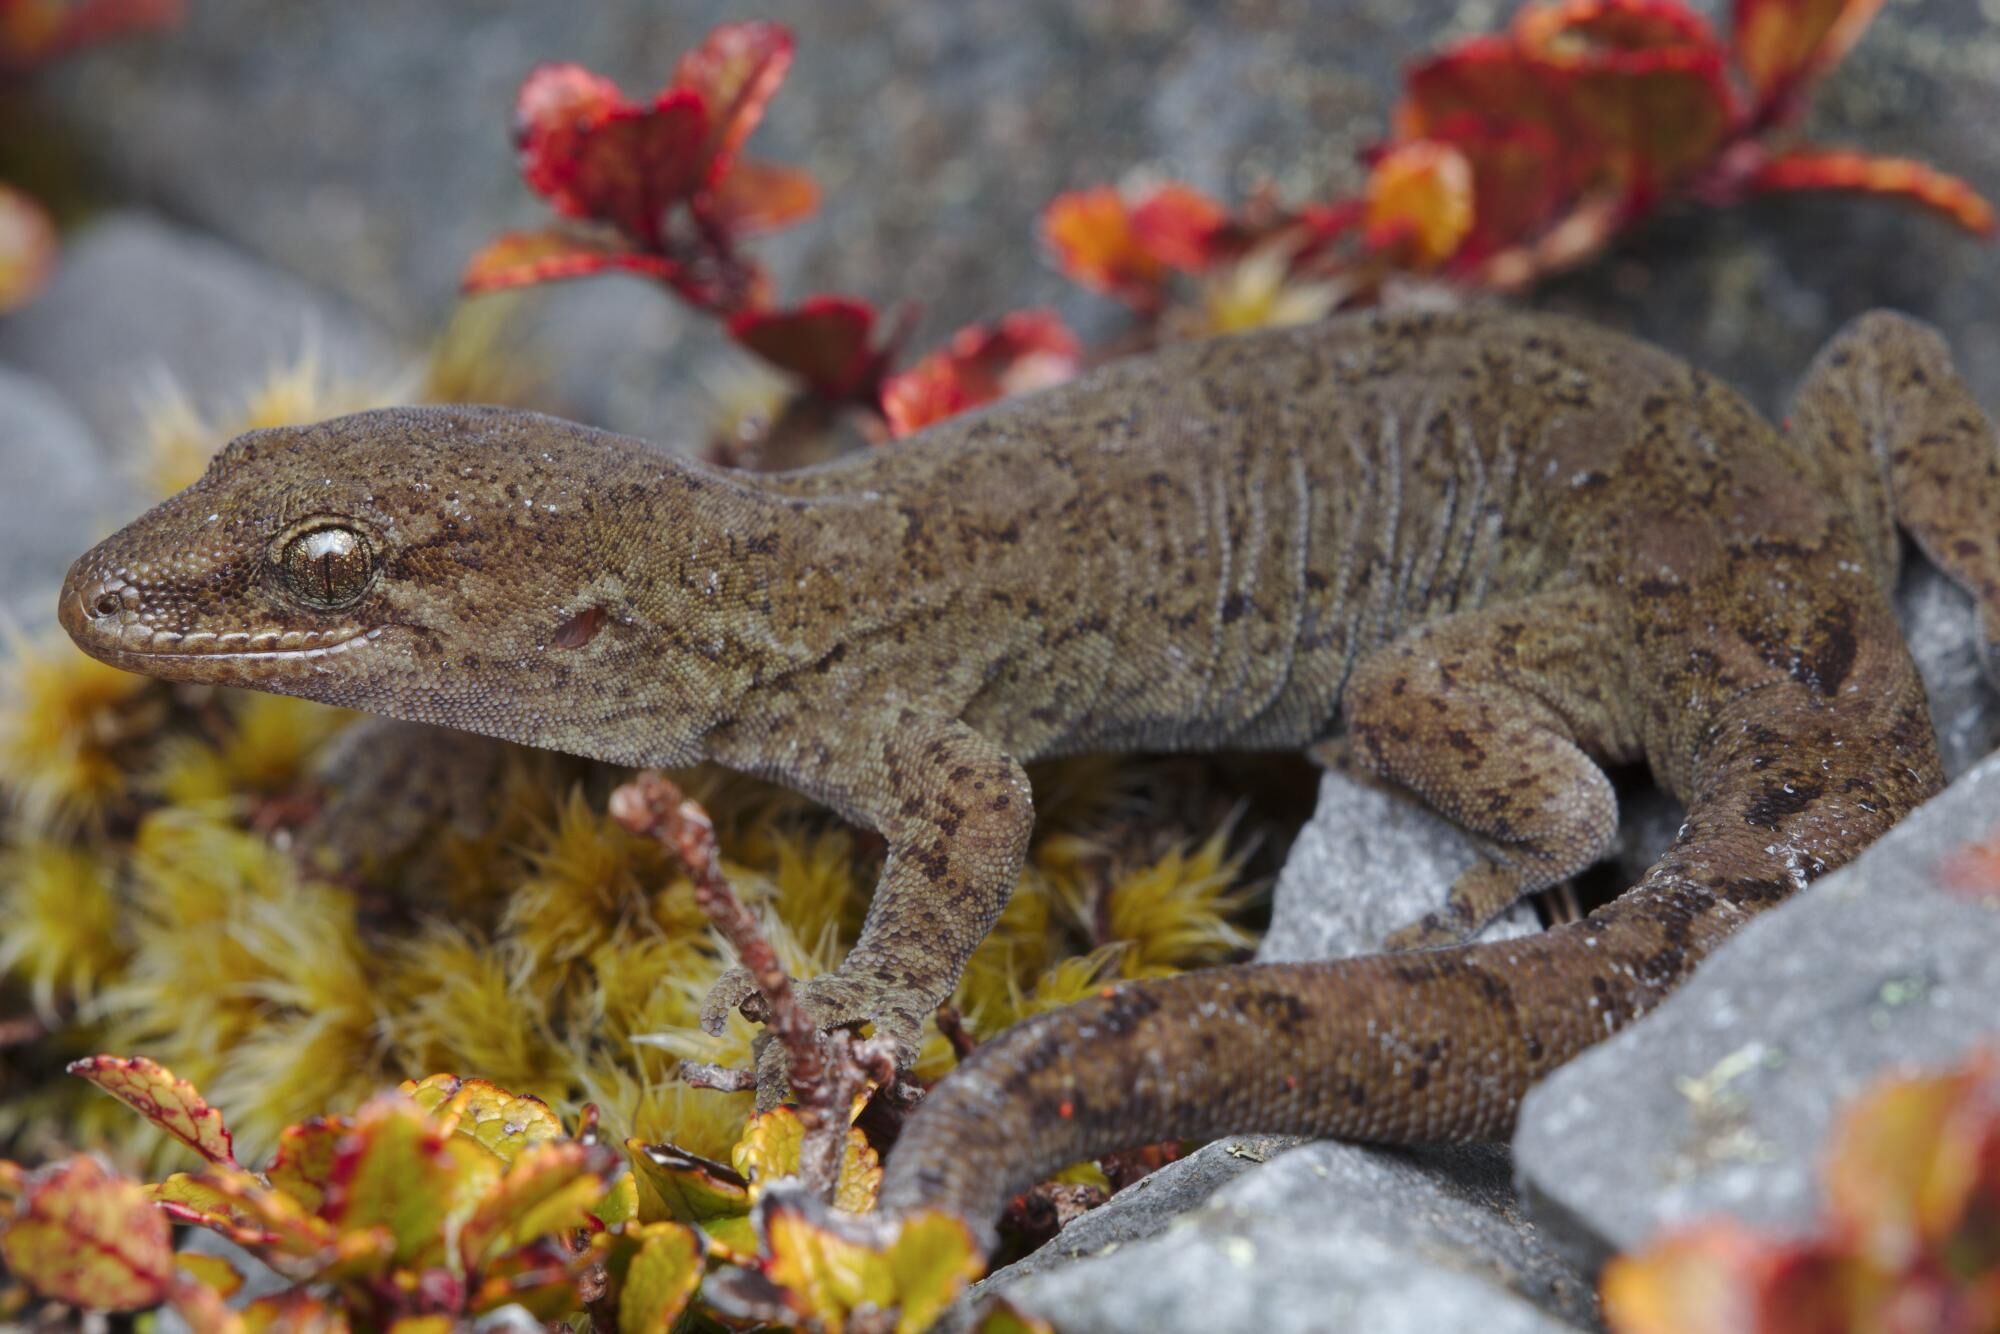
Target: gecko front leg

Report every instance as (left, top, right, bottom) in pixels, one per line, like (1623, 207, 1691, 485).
(701, 712, 1034, 1105)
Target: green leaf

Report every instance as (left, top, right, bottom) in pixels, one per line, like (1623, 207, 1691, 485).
(617, 1222, 704, 1334)
(1, 1155, 174, 1311)
(69, 1055, 239, 1168)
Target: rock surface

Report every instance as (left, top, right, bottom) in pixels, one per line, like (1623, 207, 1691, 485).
(0, 213, 401, 456)
(0, 366, 135, 628)
(975, 1139, 1600, 1334)
(1514, 751, 2000, 1271)
(1899, 557, 2000, 781)
(1257, 766, 1538, 964)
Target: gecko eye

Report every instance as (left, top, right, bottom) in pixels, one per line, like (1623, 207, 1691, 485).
(278, 525, 374, 610)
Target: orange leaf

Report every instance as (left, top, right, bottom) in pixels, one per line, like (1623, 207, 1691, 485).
(69, 1055, 238, 1168)
(461, 228, 685, 293)
(881, 309, 1081, 438)
(1129, 183, 1231, 273)
(0, 0, 180, 70)
(1365, 140, 1476, 267)
(1749, 149, 1997, 238)
(705, 157, 821, 235)
(672, 21, 796, 180)
(729, 296, 890, 401)
(0, 1155, 174, 1311)
(1040, 186, 1165, 305)
(1601, 1220, 1778, 1334)
(0, 183, 55, 313)
(1733, 0, 1885, 111)
(1822, 1054, 2000, 1268)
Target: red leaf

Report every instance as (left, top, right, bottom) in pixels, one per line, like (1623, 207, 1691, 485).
(570, 92, 710, 248)
(672, 20, 796, 182)
(514, 63, 630, 216)
(1396, 36, 1572, 146)
(1734, 0, 1886, 114)
(704, 157, 820, 235)
(513, 63, 709, 248)
(1514, 0, 1741, 198)
(69, 1055, 238, 1169)
(1515, 0, 1728, 63)
(881, 309, 1081, 438)
(729, 296, 890, 402)
(1748, 148, 1997, 237)
(1129, 183, 1231, 273)
(461, 228, 686, 293)
(1429, 115, 1569, 264)
(1942, 836, 2000, 896)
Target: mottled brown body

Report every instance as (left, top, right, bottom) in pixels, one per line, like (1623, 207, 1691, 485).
(59, 309, 2000, 1244)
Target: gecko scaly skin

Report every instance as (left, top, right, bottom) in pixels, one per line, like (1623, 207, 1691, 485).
(59, 309, 2000, 1244)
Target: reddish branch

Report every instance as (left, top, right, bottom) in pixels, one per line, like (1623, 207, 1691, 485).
(609, 771, 896, 1201)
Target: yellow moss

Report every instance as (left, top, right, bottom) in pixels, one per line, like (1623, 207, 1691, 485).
(1017, 945, 1127, 1020)
(1187, 240, 1343, 338)
(577, 1061, 754, 1165)
(0, 632, 162, 831)
(502, 786, 681, 982)
(136, 347, 416, 499)
(765, 828, 867, 951)
(384, 923, 571, 1112)
(0, 840, 127, 1020)
(100, 808, 377, 1147)
(1101, 822, 1259, 977)
(201, 1007, 384, 1161)
(421, 294, 543, 407)
(952, 867, 1061, 1037)
(150, 694, 355, 807)
(628, 913, 839, 1078)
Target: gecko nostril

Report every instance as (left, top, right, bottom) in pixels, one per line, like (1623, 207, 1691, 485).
(92, 592, 123, 618)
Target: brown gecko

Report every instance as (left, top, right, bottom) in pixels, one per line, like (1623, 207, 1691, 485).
(59, 308, 2000, 1246)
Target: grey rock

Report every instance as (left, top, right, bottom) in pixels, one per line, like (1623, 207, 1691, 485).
(0, 367, 136, 628)
(0, 213, 401, 456)
(966, 1134, 1303, 1307)
(1257, 767, 1538, 964)
(978, 1140, 1599, 1334)
(1514, 751, 2000, 1272)
(1898, 555, 1999, 782)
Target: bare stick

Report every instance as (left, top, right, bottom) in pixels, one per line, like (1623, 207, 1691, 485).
(611, 772, 844, 1191)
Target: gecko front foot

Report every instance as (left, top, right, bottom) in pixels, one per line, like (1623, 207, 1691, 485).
(699, 967, 927, 1109)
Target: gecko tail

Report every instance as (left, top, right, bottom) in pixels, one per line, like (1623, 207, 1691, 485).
(876, 871, 1751, 1251)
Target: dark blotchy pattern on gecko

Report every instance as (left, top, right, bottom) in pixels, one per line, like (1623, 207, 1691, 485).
(59, 309, 2000, 1244)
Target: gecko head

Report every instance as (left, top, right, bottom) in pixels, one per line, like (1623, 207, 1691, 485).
(59, 404, 741, 761)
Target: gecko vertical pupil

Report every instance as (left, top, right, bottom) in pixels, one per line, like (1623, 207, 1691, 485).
(280, 526, 371, 609)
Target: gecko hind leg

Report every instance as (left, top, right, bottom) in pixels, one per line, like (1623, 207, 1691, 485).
(1341, 585, 1637, 950)
(1790, 309, 2000, 688)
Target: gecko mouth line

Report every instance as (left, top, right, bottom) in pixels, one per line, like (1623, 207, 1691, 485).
(86, 626, 386, 663)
